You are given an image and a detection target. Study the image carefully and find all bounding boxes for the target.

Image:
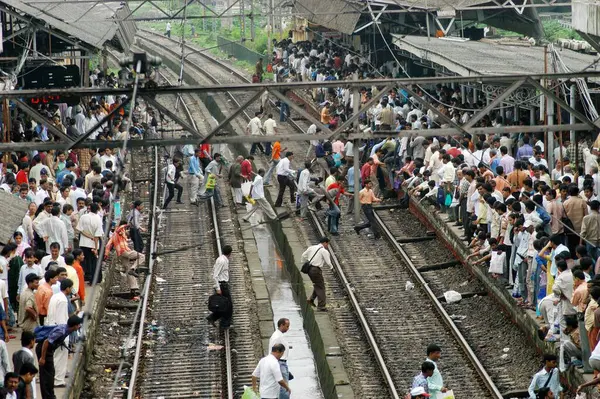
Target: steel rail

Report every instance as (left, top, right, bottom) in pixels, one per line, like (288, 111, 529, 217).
(126, 46, 235, 399)
(304, 207, 402, 399)
(372, 210, 504, 398)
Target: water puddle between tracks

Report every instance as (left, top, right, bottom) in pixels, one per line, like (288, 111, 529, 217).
(253, 226, 325, 399)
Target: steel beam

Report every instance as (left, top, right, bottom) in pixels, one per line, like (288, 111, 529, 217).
(201, 89, 266, 143)
(0, 123, 587, 152)
(267, 89, 334, 136)
(142, 95, 204, 138)
(14, 100, 75, 144)
(4, 72, 600, 99)
(527, 77, 600, 130)
(462, 78, 526, 131)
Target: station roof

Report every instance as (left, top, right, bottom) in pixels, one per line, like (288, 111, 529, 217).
(3, 0, 133, 50)
(392, 34, 599, 76)
(294, 0, 363, 34)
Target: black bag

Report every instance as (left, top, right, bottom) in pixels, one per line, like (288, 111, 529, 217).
(325, 154, 335, 168)
(301, 247, 322, 274)
(208, 294, 230, 313)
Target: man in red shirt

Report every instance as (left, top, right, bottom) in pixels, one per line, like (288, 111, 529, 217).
(241, 155, 255, 181)
(360, 158, 374, 188)
(199, 143, 211, 169)
(16, 162, 29, 185)
(326, 176, 351, 236)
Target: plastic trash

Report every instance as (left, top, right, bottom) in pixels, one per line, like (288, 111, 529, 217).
(443, 291, 462, 303)
(405, 281, 414, 291)
(436, 390, 455, 399)
(242, 386, 260, 399)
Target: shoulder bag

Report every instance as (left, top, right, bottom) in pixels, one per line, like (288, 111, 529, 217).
(301, 247, 322, 274)
(561, 202, 575, 236)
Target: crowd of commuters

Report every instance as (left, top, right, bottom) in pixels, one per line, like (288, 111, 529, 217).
(0, 83, 153, 397)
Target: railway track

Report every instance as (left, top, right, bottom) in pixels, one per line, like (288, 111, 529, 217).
(374, 208, 541, 395)
(130, 31, 536, 398)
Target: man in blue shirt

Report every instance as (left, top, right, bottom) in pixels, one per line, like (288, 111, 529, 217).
(36, 315, 83, 399)
(411, 361, 435, 392)
(516, 136, 534, 161)
(188, 148, 204, 205)
(528, 354, 562, 398)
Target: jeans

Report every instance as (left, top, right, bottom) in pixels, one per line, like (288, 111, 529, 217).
(517, 259, 528, 301)
(264, 159, 279, 185)
(280, 102, 289, 122)
(278, 361, 290, 399)
(201, 185, 223, 207)
(326, 204, 341, 233)
(264, 142, 272, 156)
(164, 181, 183, 209)
(250, 142, 264, 155)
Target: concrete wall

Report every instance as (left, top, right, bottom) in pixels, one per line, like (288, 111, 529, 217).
(573, 0, 600, 37)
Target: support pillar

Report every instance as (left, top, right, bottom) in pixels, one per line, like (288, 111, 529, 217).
(570, 84, 576, 144)
(353, 73, 361, 224)
(530, 108, 535, 125)
(547, 96, 555, 169)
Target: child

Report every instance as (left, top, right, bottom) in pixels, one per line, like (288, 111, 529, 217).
(473, 238, 506, 278)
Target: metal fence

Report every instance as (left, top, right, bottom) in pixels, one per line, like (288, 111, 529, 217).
(217, 36, 263, 64)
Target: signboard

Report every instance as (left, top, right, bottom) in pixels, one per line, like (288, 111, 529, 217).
(21, 65, 81, 105)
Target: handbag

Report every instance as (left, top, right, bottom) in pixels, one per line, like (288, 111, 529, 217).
(301, 247, 322, 274)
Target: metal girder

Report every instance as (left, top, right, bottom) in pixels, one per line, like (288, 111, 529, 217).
(201, 89, 266, 143)
(2, 25, 30, 43)
(354, 5, 387, 33)
(142, 95, 204, 138)
(462, 78, 526, 131)
(14, 100, 75, 144)
(4, 71, 600, 99)
(527, 78, 600, 130)
(330, 85, 395, 140)
(67, 98, 131, 150)
(267, 89, 334, 136)
(0, 123, 590, 152)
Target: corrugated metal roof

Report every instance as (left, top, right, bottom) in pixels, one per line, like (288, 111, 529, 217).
(392, 35, 600, 76)
(371, 0, 489, 10)
(3, 0, 126, 49)
(295, 0, 363, 34)
(0, 190, 28, 245)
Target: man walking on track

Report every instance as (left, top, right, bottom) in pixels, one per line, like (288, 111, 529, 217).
(353, 180, 382, 239)
(207, 245, 233, 328)
(301, 237, 332, 311)
(274, 152, 296, 208)
(243, 168, 279, 224)
(189, 148, 204, 206)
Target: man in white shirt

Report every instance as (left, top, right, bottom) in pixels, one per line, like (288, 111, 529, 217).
(242, 169, 278, 225)
(301, 237, 332, 311)
(34, 178, 51, 207)
(46, 279, 72, 386)
(40, 206, 69, 255)
(69, 178, 87, 209)
(274, 152, 295, 207)
(76, 203, 104, 283)
(99, 148, 116, 172)
(247, 111, 264, 156)
(268, 319, 291, 399)
(263, 113, 277, 156)
(207, 245, 233, 328)
(252, 344, 291, 399)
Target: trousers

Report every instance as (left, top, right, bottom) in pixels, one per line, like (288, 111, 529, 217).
(264, 159, 279, 185)
(163, 181, 183, 209)
(207, 281, 233, 328)
(278, 360, 290, 399)
(354, 204, 380, 238)
(308, 266, 326, 308)
(82, 246, 100, 283)
(119, 250, 144, 290)
(53, 343, 68, 385)
(189, 175, 202, 203)
(275, 175, 295, 207)
(243, 197, 278, 222)
(130, 226, 144, 254)
(326, 204, 340, 233)
(36, 343, 55, 399)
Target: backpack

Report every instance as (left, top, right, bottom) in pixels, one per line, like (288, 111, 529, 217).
(34, 325, 57, 343)
(315, 143, 326, 158)
(537, 207, 551, 226)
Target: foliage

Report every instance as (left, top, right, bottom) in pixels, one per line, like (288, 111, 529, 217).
(542, 19, 582, 42)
